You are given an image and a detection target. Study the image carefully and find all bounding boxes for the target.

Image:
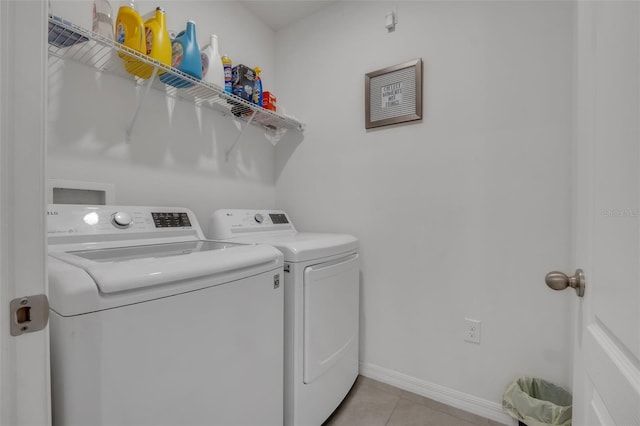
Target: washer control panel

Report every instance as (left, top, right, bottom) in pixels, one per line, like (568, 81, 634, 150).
(47, 205, 202, 241)
(208, 209, 296, 239)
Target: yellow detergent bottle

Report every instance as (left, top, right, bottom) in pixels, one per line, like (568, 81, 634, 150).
(131, 7, 171, 78)
(115, 1, 144, 68)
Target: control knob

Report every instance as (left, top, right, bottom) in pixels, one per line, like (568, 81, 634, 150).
(254, 213, 264, 224)
(111, 212, 133, 229)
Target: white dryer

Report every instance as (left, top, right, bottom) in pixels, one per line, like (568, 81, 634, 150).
(47, 205, 284, 426)
(208, 209, 360, 426)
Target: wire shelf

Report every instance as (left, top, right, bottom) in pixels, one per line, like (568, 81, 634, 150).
(47, 16, 305, 134)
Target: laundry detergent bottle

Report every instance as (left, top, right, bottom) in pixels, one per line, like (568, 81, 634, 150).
(115, 0, 144, 62)
(92, 0, 114, 39)
(132, 7, 171, 78)
(200, 34, 225, 90)
(160, 20, 202, 88)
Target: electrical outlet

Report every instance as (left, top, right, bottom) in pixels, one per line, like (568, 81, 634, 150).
(464, 318, 481, 344)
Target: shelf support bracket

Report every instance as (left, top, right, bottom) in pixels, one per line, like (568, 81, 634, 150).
(225, 111, 256, 161)
(126, 66, 159, 143)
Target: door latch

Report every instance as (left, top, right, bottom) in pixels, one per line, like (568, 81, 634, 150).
(10, 294, 49, 336)
(273, 274, 280, 289)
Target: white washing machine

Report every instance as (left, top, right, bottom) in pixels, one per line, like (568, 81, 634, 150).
(208, 209, 360, 426)
(47, 204, 284, 426)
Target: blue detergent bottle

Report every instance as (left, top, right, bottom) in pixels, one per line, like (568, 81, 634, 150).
(160, 20, 202, 88)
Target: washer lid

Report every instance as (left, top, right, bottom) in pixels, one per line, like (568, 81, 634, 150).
(230, 232, 359, 263)
(50, 240, 280, 294)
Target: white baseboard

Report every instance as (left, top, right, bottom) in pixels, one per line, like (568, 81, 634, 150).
(359, 362, 517, 426)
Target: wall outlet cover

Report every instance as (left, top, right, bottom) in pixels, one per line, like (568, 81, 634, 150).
(464, 318, 481, 344)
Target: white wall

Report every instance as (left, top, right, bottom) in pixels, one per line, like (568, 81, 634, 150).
(47, 0, 287, 232)
(275, 0, 574, 414)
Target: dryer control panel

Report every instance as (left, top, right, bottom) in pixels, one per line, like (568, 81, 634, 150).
(208, 209, 296, 239)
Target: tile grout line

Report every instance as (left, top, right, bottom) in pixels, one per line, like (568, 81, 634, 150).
(383, 396, 402, 426)
(400, 393, 488, 425)
(366, 376, 494, 426)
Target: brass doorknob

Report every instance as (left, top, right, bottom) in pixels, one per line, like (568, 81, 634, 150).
(545, 269, 586, 298)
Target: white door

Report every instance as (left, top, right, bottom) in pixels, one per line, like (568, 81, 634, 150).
(0, 0, 51, 425)
(571, 1, 640, 425)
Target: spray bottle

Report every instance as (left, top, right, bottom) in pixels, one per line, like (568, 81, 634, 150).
(221, 54, 232, 93)
(253, 66, 263, 107)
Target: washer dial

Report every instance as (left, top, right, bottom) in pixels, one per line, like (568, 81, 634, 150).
(111, 212, 133, 229)
(254, 213, 264, 224)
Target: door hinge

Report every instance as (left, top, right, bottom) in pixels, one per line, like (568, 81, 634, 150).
(10, 294, 49, 336)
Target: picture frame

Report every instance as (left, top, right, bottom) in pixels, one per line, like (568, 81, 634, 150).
(365, 58, 423, 129)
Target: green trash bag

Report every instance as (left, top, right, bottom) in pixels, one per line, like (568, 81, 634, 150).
(503, 377, 572, 426)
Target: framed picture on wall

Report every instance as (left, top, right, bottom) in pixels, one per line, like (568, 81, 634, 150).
(365, 58, 423, 129)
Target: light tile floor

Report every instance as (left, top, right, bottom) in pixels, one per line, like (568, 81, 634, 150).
(323, 376, 506, 426)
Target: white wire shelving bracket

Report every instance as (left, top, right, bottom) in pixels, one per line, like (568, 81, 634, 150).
(225, 112, 255, 162)
(47, 16, 305, 152)
(126, 66, 158, 142)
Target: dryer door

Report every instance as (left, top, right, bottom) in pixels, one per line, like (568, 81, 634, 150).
(303, 253, 359, 384)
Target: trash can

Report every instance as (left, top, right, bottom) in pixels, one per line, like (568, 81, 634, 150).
(503, 376, 572, 426)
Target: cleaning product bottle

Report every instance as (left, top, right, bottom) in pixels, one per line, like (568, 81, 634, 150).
(200, 34, 225, 89)
(131, 7, 171, 78)
(92, 0, 113, 39)
(253, 66, 263, 106)
(221, 54, 232, 93)
(115, 0, 144, 61)
(160, 20, 202, 88)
